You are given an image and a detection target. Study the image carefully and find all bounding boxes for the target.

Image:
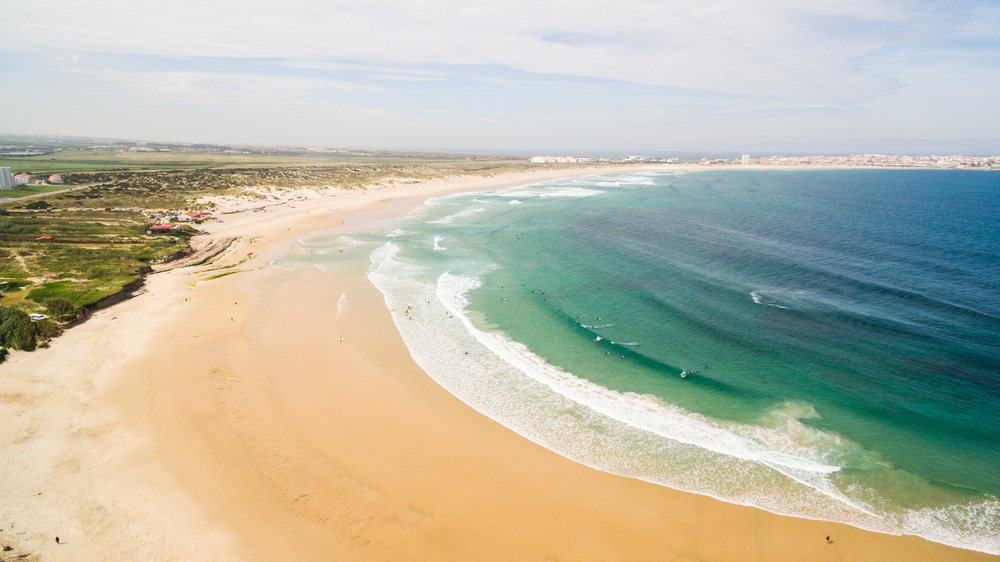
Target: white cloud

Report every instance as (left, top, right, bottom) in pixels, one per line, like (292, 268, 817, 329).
(72, 69, 384, 106)
(368, 73, 446, 82)
(279, 60, 449, 81)
(1, 0, 984, 103)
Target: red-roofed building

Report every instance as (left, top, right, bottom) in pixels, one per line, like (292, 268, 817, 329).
(14, 173, 31, 185)
(48, 174, 63, 184)
(147, 224, 181, 234)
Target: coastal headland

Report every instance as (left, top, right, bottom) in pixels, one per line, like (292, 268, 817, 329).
(1, 165, 996, 562)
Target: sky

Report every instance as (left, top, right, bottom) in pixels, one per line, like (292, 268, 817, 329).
(1, 0, 999, 156)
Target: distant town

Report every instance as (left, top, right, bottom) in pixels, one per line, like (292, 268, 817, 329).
(529, 154, 1000, 169)
(1, 134, 999, 188)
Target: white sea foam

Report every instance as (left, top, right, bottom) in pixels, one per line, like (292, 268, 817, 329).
(339, 235, 367, 246)
(500, 190, 540, 198)
(427, 207, 486, 224)
(433, 272, 841, 476)
(267, 254, 292, 271)
(387, 229, 407, 237)
(540, 188, 606, 198)
(433, 236, 447, 251)
(336, 293, 348, 320)
(509, 200, 522, 205)
(751, 290, 790, 309)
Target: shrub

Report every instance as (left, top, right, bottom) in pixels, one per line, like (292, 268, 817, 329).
(35, 319, 60, 337)
(0, 220, 39, 235)
(0, 306, 36, 351)
(45, 298, 78, 319)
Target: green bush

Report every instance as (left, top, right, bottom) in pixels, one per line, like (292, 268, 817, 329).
(0, 306, 37, 351)
(45, 298, 78, 319)
(0, 347, 7, 363)
(35, 319, 60, 337)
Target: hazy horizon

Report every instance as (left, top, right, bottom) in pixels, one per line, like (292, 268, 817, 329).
(2, 132, 998, 160)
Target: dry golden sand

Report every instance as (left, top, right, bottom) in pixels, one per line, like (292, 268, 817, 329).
(1, 166, 997, 562)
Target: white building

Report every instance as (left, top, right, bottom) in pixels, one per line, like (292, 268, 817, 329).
(0, 167, 13, 189)
(742, 154, 751, 164)
(48, 174, 63, 184)
(15, 173, 31, 185)
(530, 156, 593, 164)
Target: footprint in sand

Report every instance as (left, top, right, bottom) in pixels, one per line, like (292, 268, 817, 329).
(154, 333, 177, 340)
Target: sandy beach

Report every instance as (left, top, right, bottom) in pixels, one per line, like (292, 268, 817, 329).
(2, 165, 996, 562)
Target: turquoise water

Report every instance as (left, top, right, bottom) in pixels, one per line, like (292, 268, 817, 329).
(283, 169, 1000, 553)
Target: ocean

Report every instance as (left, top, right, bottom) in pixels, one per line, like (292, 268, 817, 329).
(283, 169, 1000, 554)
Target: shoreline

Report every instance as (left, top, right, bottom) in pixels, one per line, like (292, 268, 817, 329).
(1, 165, 996, 561)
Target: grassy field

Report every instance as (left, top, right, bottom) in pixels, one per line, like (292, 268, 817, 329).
(0, 210, 191, 317)
(1, 151, 315, 174)
(0, 184, 79, 199)
(0, 149, 528, 176)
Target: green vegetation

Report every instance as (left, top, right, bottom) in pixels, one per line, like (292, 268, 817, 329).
(196, 270, 241, 284)
(44, 298, 77, 319)
(0, 305, 59, 352)
(0, 211, 191, 321)
(0, 305, 37, 351)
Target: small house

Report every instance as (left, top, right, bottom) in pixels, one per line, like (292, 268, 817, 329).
(48, 174, 64, 184)
(147, 224, 181, 234)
